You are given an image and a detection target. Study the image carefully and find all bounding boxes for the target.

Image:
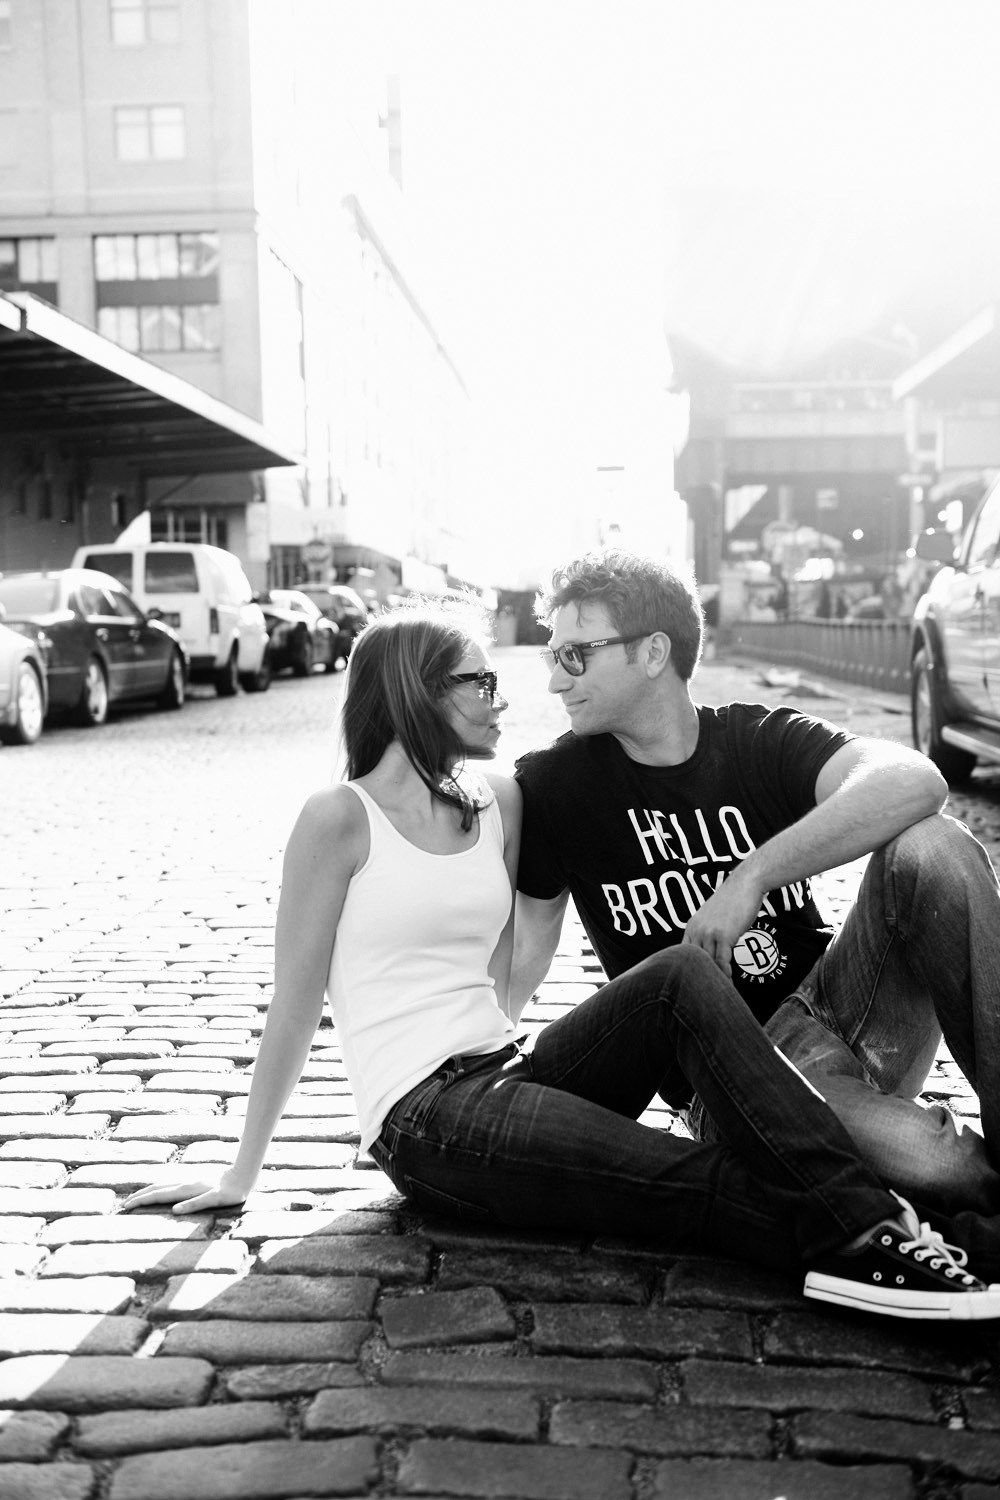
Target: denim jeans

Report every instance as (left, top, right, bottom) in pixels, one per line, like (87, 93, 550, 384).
(371, 945, 898, 1276)
(693, 814, 1000, 1216)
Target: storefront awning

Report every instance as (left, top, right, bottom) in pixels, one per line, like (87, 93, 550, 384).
(0, 292, 304, 478)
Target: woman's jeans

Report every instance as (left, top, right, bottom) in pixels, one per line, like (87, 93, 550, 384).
(692, 814, 1000, 1216)
(371, 945, 898, 1277)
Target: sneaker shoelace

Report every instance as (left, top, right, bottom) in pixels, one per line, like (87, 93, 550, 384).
(891, 1191, 976, 1286)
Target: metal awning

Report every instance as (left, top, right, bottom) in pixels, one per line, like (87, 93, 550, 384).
(0, 291, 304, 477)
(892, 303, 1000, 403)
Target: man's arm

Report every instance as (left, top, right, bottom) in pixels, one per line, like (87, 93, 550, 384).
(682, 736, 947, 975)
(509, 889, 570, 1022)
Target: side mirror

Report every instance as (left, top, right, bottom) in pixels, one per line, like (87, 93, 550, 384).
(146, 606, 163, 621)
(913, 529, 958, 565)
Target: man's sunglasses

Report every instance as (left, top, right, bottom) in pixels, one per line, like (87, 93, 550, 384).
(447, 669, 500, 702)
(540, 636, 646, 677)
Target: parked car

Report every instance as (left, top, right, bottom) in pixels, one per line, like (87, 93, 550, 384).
(910, 476, 1000, 780)
(0, 616, 47, 745)
(258, 589, 339, 676)
(71, 542, 269, 696)
(296, 583, 369, 667)
(0, 569, 187, 727)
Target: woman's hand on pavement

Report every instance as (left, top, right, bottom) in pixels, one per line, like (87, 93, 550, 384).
(121, 1168, 252, 1216)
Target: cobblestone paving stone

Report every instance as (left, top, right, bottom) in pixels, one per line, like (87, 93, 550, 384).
(2, 648, 1000, 1498)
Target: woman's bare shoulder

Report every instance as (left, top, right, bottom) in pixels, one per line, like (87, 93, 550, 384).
(299, 781, 368, 826)
(287, 783, 370, 865)
(482, 772, 522, 820)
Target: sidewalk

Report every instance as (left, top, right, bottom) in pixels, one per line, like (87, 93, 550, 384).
(2, 653, 999, 1500)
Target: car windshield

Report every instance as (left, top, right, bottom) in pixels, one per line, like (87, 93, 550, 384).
(82, 553, 133, 588)
(0, 577, 60, 614)
(145, 553, 198, 594)
(271, 591, 320, 619)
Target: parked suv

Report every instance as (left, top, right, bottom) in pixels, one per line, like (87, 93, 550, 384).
(296, 583, 369, 667)
(71, 543, 269, 696)
(910, 477, 1000, 780)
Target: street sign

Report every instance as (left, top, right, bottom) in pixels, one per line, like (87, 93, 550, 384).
(303, 539, 332, 567)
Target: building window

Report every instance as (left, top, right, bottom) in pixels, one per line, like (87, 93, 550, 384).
(150, 509, 228, 548)
(94, 231, 218, 281)
(114, 104, 184, 161)
(97, 303, 220, 353)
(110, 0, 180, 46)
(94, 231, 219, 351)
(0, 109, 15, 166)
(0, 237, 58, 302)
(0, 1, 12, 49)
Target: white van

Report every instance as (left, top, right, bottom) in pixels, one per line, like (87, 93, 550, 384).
(70, 542, 270, 695)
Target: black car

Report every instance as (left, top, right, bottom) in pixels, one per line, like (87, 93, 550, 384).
(296, 584, 369, 666)
(911, 476, 1000, 780)
(0, 568, 187, 727)
(257, 589, 339, 676)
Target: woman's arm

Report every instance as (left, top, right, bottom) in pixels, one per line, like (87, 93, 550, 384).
(123, 785, 365, 1214)
(483, 774, 522, 1020)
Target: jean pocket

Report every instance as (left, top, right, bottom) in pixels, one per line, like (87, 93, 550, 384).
(403, 1172, 498, 1225)
(396, 1070, 451, 1133)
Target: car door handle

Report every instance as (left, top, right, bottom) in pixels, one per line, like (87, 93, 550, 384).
(95, 628, 109, 642)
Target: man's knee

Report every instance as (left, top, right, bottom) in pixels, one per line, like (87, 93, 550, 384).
(881, 812, 992, 883)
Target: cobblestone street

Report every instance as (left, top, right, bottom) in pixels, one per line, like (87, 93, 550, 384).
(2, 646, 1000, 1499)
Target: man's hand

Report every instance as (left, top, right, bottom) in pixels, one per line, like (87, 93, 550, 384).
(681, 868, 766, 975)
(122, 1166, 253, 1216)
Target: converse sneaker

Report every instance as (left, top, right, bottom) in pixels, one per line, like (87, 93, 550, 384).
(804, 1196, 1000, 1321)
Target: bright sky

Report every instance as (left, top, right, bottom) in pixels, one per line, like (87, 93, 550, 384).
(334, 0, 1000, 585)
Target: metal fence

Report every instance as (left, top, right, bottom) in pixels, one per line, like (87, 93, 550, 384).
(726, 619, 912, 697)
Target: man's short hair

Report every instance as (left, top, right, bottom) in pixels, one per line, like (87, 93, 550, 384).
(536, 549, 705, 681)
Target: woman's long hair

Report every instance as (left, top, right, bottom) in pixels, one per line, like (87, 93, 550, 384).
(340, 601, 488, 831)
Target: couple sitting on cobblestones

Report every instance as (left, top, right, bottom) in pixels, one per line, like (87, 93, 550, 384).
(126, 548, 1000, 1322)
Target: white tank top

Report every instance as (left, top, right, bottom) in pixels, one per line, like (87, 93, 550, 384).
(327, 781, 515, 1152)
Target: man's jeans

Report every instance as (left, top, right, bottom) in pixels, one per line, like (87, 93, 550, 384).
(371, 946, 897, 1277)
(697, 814, 1000, 1215)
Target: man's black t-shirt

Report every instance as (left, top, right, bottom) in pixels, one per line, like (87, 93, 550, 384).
(515, 703, 853, 1024)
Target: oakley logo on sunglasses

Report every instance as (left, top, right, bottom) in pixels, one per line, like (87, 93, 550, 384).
(541, 636, 646, 676)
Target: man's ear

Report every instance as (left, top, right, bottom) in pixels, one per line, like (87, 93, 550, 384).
(645, 632, 672, 676)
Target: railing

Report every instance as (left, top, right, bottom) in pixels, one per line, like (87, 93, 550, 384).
(725, 619, 913, 697)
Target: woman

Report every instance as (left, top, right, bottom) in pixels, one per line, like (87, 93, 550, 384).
(125, 601, 1000, 1320)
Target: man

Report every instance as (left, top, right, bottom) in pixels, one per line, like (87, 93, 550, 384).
(513, 548, 1000, 1215)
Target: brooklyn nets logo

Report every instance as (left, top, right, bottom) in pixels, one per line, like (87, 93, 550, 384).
(732, 922, 788, 983)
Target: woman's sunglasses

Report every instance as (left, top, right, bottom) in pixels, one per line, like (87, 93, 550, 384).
(447, 669, 500, 703)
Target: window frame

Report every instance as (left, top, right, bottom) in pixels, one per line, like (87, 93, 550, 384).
(110, 0, 181, 47)
(113, 104, 185, 162)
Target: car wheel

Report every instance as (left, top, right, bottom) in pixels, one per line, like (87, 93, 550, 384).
(0, 662, 44, 745)
(291, 631, 315, 678)
(910, 647, 977, 782)
(215, 647, 240, 697)
(241, 656, 272, 693)
(158, 649, 186, 711)
(73, 656, 109, 727)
